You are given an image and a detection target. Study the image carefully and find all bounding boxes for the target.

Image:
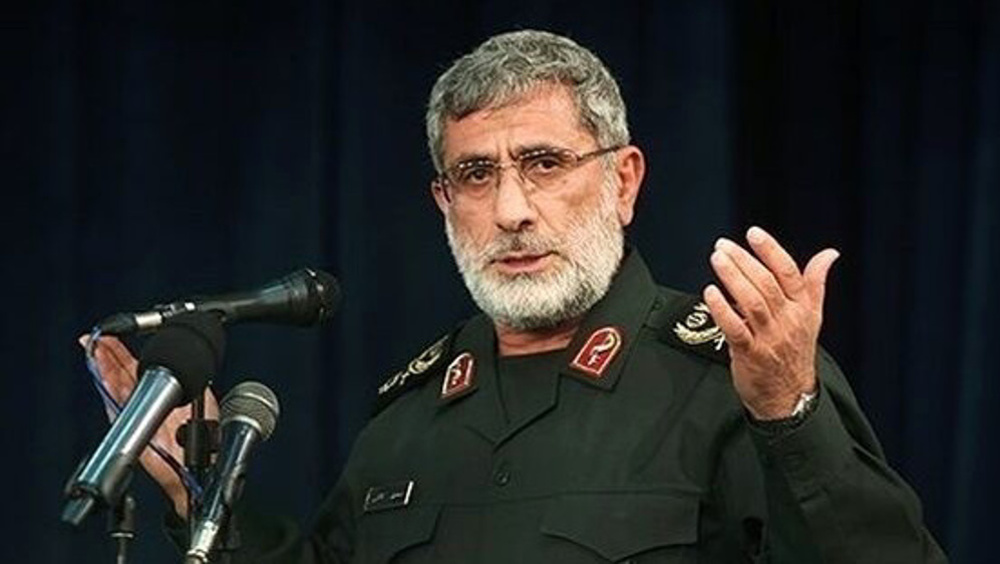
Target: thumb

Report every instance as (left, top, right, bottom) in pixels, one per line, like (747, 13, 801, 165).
(803, 248, 840, 307)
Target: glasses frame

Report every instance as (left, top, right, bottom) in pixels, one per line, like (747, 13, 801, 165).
(434, 144, 623, 203)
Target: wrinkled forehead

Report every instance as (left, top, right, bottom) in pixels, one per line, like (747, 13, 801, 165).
(440, 84, 596, 163)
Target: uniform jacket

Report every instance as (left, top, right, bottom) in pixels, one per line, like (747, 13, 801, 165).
(177, 250, 947, 564)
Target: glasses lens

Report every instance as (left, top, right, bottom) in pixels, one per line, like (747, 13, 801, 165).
(448, 160, 496, 199)
(442, 147, 608, 201)
(520, 149, 576, 188)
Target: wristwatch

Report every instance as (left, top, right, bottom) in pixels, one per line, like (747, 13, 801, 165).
(751, 387, 819, 434)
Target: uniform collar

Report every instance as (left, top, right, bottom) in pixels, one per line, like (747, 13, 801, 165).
(557, 248, 659, 391)
(435, 248, 659, 446)
(437, 312, 508, 444)
(439, 247, 659, 408)
(439, 312, 494, 405)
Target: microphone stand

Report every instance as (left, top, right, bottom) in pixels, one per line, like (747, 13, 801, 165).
(212, 513, 242, 563)
(107, 493, 136, 564)
(179, 392, 240, 563)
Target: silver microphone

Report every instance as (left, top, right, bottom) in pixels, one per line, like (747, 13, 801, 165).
(62, 312, 225, 526)
(186, 381, 280, 563)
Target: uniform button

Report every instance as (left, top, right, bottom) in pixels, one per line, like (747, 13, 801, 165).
(492, 462, 511, 487)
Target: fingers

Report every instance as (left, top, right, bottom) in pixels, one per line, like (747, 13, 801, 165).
(95, 336, 139, 377)
(706, 228, 839, 342)
(78, 335, 139, 404)
(715, 237, 786, 311)
(710, 249, 772, 328)
(703, 284, 753, 348)
(78, 334, 221, 420)
(201, 388, 220, 419)
(745, 226, 808, 301)
(803, 248, 840, 307)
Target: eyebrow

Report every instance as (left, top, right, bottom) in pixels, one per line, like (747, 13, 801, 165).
(448, 143, 564, 167)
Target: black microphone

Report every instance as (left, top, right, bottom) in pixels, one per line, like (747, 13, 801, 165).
(96, 268, 340, 335)
(63, 312, 225, 526)
(186, 381, 279, 564)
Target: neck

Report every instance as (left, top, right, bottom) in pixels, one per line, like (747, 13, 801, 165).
(494, 317, 582, 357)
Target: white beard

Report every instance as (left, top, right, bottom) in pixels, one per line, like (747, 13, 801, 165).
(445, 181, 624, 330)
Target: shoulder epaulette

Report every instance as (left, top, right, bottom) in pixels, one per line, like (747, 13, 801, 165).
(372, 331, 453, 417)
(657, 294, 730, 366)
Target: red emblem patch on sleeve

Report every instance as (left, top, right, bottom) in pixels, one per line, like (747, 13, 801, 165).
(570, 326, 623, 379)
(441, 352, 475, 400)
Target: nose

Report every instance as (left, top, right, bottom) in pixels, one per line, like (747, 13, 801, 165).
(492, 165, 537, 232)
(493, 166, 537, 232)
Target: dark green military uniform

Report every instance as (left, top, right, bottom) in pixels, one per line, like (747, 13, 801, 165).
(180, 250, 947, 563)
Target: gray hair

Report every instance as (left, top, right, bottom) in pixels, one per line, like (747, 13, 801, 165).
(425, 30, 630, 172)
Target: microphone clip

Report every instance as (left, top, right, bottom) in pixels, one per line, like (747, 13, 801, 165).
(176, 417, 221, 475)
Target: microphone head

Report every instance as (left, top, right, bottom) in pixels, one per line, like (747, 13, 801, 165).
(137, 312, 226, 403)
(281, 268, 340, 326)
(220, 381, 280, 441)
(308, 268, 340, 324)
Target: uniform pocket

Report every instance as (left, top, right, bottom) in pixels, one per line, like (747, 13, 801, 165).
(540, 491, 699, 562)
(355, 505, 440, 564)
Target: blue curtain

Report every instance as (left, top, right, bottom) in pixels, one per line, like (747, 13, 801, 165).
(4, 1, 996, 562)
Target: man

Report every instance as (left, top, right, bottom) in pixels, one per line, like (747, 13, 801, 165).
(88, 30, 947, 562)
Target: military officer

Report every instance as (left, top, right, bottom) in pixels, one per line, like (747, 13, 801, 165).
(87, 30, 948, 562)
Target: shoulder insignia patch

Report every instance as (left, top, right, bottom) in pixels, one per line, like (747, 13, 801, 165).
(373, 333, 451, 416)
(661, 298, 730, 365)
(674, 302, 726, 349)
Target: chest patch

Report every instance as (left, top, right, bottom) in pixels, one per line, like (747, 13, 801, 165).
(363, 480, 415, 513)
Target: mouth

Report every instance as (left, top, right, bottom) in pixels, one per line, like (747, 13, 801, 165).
(490, 251, 556, 274)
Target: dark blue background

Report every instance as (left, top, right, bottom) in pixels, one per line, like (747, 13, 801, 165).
(3, 1, 997, 562)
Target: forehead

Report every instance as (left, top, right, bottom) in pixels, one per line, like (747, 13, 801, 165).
(440, 86, 595, 163)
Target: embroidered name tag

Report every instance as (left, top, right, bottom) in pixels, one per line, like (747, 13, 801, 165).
(363, 480, 415, 513)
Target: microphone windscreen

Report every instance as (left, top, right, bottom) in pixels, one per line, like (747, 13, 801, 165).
(137, 312, 226, 403)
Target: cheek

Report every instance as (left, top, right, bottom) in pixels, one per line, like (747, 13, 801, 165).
(533, 182, 605, 229)
(448, 207, 495, 246)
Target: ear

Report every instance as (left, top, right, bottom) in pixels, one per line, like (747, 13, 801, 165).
(431, 181, 450, 216)
(613, 145, 645, 227)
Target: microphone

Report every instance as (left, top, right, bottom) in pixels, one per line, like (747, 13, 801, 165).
(96, 268, 340, 335)
(186, 381, 280, 563)
(63, 312, 225, 526)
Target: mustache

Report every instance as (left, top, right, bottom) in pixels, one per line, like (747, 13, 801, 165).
(479, 232, 562, 263)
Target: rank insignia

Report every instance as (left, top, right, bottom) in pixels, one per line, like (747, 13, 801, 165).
(363, 480, 415, 513)
(441, 352, 475, 400)
(673, 302, 726, 350)
(570, 326, 624, 379)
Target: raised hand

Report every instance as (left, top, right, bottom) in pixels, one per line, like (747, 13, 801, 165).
(702, 226, 839, 420)
(78, 334, 218, 518)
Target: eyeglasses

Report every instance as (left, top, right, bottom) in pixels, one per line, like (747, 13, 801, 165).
(434, 145, 622, 203)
